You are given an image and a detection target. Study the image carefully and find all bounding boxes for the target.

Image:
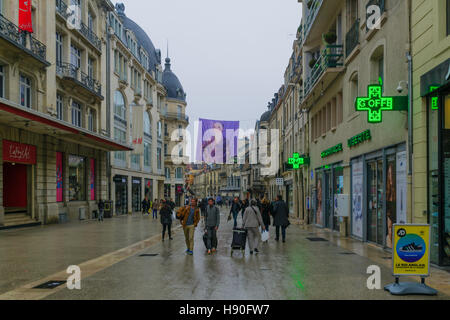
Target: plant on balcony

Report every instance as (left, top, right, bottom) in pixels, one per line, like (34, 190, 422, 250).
(309, 58, 317, 69)
(323, 32, 337, 45)
(307, 0, 313, 9)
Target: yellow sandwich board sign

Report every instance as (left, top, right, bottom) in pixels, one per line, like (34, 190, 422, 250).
(392, 224, 430, 277)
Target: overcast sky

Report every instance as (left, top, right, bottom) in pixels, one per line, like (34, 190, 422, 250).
(113, 0, 302, 127)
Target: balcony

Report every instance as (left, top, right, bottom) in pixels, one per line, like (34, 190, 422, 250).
(55, 0, 102, 52)
(304, 45, 344, 98)
(346, 19, 360, 58)
(160, 112, 189, 123)
(302, 0, 323, 45)
(0, 14, 49, 66)
(56, 62, 103, 99)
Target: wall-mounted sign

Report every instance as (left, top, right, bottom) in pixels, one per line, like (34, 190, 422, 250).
(355, 82, 408, 123)
(321, 143, 343, 158)
(348, 130, 372, 148)
(276, 178, 284, 186)
(3, 140, 36, 165)
(287, 153, 310, 169)
(429, 86, 439, 110)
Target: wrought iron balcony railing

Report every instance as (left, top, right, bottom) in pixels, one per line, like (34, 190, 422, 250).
(366, 0, 385, 31)
(304, 45, 343, 97)
(56, 62, 102, 97)
(346, 19, 360, 57)
(161, 112, 189, 123)
(55, 0, 102, 52)
(302, 0, 323, 44)
(0, 13, 47, 64)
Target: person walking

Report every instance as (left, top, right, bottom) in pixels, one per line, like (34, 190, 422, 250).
(160, 200, 173, 241)
(240, 198, 249, 220)
(152, 199, 159, 219)
(243, 200, 265, 255)
(177, 198, 201, 255)
(260, 196, 271, 233)
(204, 198, 220, 255)
(98, 199, 105, 222)
(229, 197, 242, 228)
(141, 196, 150, 216)
(272, 195, 290, 243)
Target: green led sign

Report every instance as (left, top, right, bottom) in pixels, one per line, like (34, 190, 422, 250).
(356, 81, 408, 123)
(287, 153, 310, 169)
(321, 143, 343, 159)
(430, 86, 439, 110)
(348, 130, 371, 148)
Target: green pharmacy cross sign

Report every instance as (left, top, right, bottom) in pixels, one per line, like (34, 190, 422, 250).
(288, 153, 309, 169)
(356, 81, 408, 123)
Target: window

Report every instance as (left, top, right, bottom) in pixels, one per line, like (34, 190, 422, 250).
(70, 45, 81, 68)
(88, 57, 94, 79)
(164, 123, 168, 136)
(176, 167, 183, 179)
(114, 91, 126, 120)
(0, 65, 4, 98)
(144, 142, 151, 167)
(114, 50, 119, 73)
(57, 94, 63, 120)
(350, 73, 358, 116)
(56, 32, 63, 66)
(157, 146, 162, 170)
(157, 121, 162, 139)
(20, 74, 31, 108)
(144, 112, 151, 136)
(177, 105, 182, 119)
(178, 125, 183, 138)
(88, 108, 95, 131)
(69, 155, 86, 201)
(71, 101, 82, 127)
(164, 144, 168, 156)
(165, 167, 170, 179)
(88, 10, 94, 31)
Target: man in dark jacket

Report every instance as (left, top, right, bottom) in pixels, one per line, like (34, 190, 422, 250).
(240, 199, 249, 220)
(160, 200, 173, 241)
(141, 196, 150, 215)
(272, 195, 290, 242)
(229, 197, 241, 228)
(205, 198, 220, 254)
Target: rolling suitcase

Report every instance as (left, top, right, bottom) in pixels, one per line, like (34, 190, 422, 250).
(231, 228, 247, 256)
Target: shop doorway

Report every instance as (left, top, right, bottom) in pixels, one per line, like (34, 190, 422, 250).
(367, 159, 384, 245)
(3, 162, 28, 214)
(333, 167, 344, 232)
(324, 170, 333, 229)
(132, 178, 141, 212)
(114, 176, 128, 215)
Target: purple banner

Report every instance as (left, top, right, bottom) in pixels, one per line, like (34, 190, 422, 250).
(197, 119, 240, 164)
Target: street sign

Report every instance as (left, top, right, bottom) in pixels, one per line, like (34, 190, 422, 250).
(276, 178, 284, 186)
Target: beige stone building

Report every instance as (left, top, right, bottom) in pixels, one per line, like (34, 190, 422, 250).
(0, 0, 131, 228)
(411, 0, 450, 266)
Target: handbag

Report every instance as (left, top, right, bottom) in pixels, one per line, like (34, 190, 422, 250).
(172, 210, 176, 220)
(261, 230, 270, 242)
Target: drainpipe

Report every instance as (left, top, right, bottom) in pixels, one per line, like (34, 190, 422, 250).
(407, 52, 412, 176)
(106, 21, 112, 201)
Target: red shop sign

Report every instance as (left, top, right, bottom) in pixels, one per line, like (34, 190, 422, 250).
(3, 140, 36, 165)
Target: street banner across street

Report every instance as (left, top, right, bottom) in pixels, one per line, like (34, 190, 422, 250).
(392, 224, 431, 277)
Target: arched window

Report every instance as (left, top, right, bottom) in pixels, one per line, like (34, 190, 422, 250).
(114, 90, 126, 120)
(144, 112, 151, 136)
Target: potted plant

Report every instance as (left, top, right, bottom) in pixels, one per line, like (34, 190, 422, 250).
(309, 58, 317, 69)
(323, 32, 337, 45)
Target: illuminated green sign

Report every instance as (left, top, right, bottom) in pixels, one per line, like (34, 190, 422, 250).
(430, 86, 439, 110)
(321, 144, 343, 159)
(356, 81, 408, 123)
(287, 153, 310, 169)
(348, 130, 371, 148)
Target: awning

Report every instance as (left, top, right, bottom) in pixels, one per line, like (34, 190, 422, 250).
(0, 99, 133, 152)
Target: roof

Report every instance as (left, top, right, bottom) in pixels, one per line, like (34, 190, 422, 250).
(162, 57, 186, 102)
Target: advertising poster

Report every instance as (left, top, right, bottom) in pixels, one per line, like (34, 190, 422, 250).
(90, 159, 95, 201)
(393, 224, 430, 276)
(396, 151, 407, 224)
(56, 152, 63, 202)
(352, 161, 363, 238)
(196, 119, 240, 164)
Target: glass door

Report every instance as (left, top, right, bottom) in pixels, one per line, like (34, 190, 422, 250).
(324, 170, 333, 229)
(367, 160, 384, 245)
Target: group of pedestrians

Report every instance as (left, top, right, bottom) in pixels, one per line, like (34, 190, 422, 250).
(141, 196, 176, 220)
(171, 195, 290, 256)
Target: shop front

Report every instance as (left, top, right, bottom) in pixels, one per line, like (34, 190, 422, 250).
(421, 59, 450, 266)
(350, 143, 407, 249)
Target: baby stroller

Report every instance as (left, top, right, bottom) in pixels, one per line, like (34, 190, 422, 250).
(231, 228, 247, 256)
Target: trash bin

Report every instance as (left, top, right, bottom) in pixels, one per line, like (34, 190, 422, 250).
(104, 201, 113, 218)
(59, 212, 68, 224)
(79, 207, 86, 220)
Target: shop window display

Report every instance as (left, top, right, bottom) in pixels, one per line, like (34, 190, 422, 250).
(69, 155, 86, 201)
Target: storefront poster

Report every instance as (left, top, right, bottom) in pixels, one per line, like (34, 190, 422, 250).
(393, 224, 430, 276)
(352, 161, 363, 238)
(90, 159, 95, 201)
(56, 152, 63, 202)
(396, 152, 407, 224)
